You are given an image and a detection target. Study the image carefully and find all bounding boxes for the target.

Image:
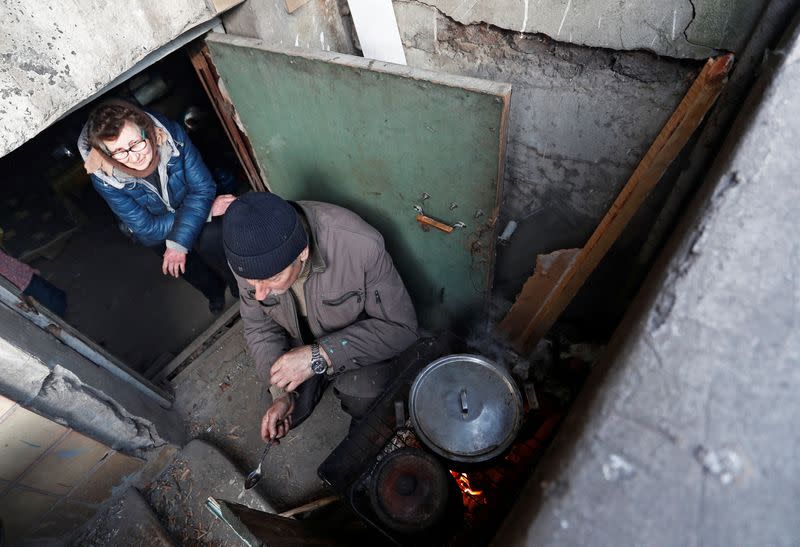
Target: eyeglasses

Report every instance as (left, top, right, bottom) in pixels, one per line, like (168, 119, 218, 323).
(109, 129, 149, 161)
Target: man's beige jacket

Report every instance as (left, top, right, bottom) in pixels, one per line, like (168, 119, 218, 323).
(234, 200, 419, 384)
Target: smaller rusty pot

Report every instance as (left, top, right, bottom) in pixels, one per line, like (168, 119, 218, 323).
(368, 448, 450, 534)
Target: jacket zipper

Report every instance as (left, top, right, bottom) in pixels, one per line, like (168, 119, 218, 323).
(132, 139, 176, 212)
(303, 283, 317, 339)
(375, 290, 388, 319)
(136, 177, 175, 213)
(286, 291, 303, 342)
(322, 290, 363, 306)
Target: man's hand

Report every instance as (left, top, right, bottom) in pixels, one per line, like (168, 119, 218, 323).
(211, 194, 236, 217)
(162, 248, 187, 277)
(269, 345, 318, 392)
(260, 394, 294, 441)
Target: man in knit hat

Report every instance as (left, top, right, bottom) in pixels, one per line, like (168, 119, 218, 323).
(223, 192, 418, 441)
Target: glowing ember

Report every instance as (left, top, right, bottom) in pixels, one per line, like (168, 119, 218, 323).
(450, 471, 484, 496)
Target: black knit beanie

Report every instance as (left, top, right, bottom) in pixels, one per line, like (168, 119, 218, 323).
(222, 192, 308, 279)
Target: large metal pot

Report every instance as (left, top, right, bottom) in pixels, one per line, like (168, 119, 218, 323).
(409, 354, 524, 464)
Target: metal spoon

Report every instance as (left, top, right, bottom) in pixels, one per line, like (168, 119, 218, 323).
(244, 439, 274, 490)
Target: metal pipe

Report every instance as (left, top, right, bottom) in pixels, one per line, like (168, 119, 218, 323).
(498, 220, 519, 245)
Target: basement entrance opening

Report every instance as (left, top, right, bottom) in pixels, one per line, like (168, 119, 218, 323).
(0, 40, 247, 376)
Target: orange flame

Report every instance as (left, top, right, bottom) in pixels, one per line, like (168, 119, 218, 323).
(450, 471, 484, 497)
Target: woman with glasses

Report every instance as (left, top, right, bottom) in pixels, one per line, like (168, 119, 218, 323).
(78, 99, 238, 313)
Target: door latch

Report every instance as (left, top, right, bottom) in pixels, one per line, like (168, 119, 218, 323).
(413, 205, 466, 233)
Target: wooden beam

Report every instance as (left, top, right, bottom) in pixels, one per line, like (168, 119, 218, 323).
(187, 42, 267, 192)
(500, 54, 734, 353)
(279, 496, 339, 519)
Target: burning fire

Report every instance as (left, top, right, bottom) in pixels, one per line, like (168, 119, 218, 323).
(450, 471, 484, 497)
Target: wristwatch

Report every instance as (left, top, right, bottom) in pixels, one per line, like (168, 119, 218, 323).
(310, 342, 327, 375)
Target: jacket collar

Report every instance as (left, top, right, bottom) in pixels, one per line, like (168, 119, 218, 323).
(293, 201, 327, 273)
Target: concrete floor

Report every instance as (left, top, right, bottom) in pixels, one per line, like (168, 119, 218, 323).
(172, 319, 350, 511)
(31, 190, 234, 373)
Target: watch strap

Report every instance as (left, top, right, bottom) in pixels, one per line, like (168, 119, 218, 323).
(310, 342, 327, 375)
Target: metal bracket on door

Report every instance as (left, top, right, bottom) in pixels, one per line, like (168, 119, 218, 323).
(413, 205, 466, 234)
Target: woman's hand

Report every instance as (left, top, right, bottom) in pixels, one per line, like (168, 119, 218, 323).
(162, 248, 187, 277)
(211, 194, 236, 217)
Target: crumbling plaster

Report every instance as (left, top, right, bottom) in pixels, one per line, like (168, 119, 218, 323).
(0, 304, 183, 457)
(222, 0, 355, 54)
(0, 0, 224, 158)
(413, 0, 766, 59)
(393, 1, 700, 302)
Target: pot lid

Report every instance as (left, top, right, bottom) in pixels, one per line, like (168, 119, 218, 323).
(409, 354, 523, 463)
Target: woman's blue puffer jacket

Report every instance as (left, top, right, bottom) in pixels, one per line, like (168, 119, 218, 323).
(90, 113, 216, 251)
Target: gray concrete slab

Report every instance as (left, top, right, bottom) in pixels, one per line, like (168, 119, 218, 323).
(72, 487, 175, 547)
(172, 320, 350, 511)
(143, 439, 273, 546)
(0, 302, 185, 455)
(0, 0, 222, 158)
(407, 0, 764, 59)
(222, 0, 354, 55)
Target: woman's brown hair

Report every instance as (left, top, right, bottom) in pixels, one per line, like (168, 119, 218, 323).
(86, 100, 153, 152)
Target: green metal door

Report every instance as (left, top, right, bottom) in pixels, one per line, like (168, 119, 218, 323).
(206, 34, 511, 330)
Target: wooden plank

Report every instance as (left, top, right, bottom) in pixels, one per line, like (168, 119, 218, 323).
(210, 498, 345, 545)
(205, 33, 510, 330)
(502, 54, 734, 353)
(187, 43, 267, 192)
(278, 495, 339, 518)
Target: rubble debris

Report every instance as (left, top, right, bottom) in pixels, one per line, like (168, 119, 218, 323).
(602, 454, 636, 481)
(694, 445, 743, 485)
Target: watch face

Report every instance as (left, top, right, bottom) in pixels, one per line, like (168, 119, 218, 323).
(311, 359, 327, 375)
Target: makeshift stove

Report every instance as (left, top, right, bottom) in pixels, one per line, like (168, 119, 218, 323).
(319, 336, 562, 546)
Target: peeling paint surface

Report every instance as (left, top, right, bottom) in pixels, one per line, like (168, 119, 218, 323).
(0, 0, 219, 158)
(409, 0, 764, 59)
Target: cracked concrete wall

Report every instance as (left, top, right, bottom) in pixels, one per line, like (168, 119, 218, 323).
(0, 0, 227, 158)
(222, 0, 355, 54)
(414, 0, 766, 59)
(393, 1, 702, 314)
(493, 12, 800, 545)
(0, 304, 183, 457)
